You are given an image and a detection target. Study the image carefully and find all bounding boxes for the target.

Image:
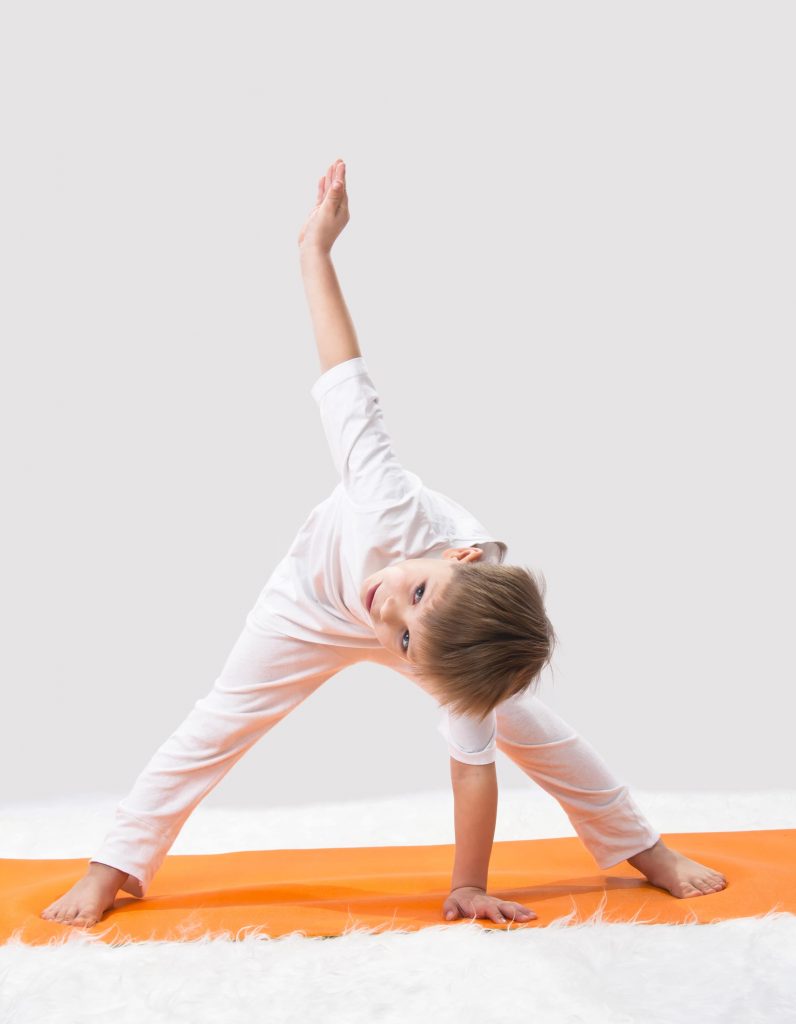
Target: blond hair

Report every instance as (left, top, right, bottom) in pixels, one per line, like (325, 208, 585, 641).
(411, 562, 557, 722)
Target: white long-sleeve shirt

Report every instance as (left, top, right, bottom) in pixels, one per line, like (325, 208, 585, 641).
(255, 355, 509, 762)
(90, 356, 662, 898)
(257, 356, 507, 645)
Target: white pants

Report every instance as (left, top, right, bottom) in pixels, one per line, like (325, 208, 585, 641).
(91, 607, 660, 898)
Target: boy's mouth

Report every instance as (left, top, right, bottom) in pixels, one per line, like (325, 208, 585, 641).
(365, 582, 381, 614)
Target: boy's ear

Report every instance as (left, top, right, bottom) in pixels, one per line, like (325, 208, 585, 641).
(442, 547, 483, 563)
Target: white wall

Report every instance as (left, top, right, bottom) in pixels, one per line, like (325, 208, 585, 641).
(1, 1, 793, 808)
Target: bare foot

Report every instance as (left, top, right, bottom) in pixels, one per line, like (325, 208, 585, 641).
(40, 862, 131, 928)
(626, 839, 728, 898)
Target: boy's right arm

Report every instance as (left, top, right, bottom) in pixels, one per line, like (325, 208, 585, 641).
(300, 161, 424, 511)
(307, 329, 417, 512)
(300, 245, 362, 375)
(298, 159, 361, 375)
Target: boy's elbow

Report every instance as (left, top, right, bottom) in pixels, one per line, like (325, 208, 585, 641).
(450, 756, 497, 777)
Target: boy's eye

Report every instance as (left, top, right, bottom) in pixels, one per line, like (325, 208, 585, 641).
(401, 583, 426, 653)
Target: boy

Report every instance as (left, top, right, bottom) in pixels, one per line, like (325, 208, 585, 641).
(41, 159, 727, 929)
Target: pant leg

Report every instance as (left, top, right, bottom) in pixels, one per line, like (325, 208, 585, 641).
(356, 648, 659, 869)
(495, 690, 660, 869)
(90, 612, 353, 897)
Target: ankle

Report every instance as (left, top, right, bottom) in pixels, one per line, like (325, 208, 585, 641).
(87, 861, 130, 888)
(627, 838, 664, 868)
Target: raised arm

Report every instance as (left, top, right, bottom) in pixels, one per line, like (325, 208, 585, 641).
(298, 159, 362, 374)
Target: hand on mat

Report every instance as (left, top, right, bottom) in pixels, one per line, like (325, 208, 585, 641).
(298, 158, 349, 254)
(443, 886, 537, 925)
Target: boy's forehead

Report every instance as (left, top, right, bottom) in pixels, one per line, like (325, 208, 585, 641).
(413, 558, 455, 583)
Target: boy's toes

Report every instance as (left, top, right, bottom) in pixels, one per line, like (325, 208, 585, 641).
(683, 874, 727, 897)
(673, 881, 703, 898)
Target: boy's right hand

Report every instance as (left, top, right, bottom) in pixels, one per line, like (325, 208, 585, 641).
(297, 158, 350, 255)
(443, 885, 538, 925)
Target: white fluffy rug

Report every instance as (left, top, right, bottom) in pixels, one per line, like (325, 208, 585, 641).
(2, 789, 795, 1024)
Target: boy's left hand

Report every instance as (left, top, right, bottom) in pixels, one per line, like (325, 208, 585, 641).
(443, 886, 537, 925)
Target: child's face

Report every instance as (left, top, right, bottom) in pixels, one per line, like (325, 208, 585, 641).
(360, 547, 483, 662)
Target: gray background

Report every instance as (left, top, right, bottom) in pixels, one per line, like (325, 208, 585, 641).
(1, 2, 793, 808)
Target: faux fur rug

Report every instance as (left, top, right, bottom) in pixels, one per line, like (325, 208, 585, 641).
(1, 789, 795, 1023)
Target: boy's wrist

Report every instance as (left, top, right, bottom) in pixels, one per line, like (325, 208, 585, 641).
(299, 243, 332, 265)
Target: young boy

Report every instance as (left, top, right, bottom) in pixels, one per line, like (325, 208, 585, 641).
(42, 159, 727, 929)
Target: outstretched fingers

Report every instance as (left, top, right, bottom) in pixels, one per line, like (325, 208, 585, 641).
(496, 901, 537, 923)
(314, 160, 346, 211)
(444, 894, 537, 925)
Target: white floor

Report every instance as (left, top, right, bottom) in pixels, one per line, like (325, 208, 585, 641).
(1, 789, 795, 1024)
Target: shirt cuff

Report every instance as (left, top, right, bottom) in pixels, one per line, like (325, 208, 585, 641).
(310, 356, 369, 405)
(437, 713, 497, 766)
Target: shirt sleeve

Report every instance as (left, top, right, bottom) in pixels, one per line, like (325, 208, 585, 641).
(437, 707, 497, 766)
(310, 356, 418, 511)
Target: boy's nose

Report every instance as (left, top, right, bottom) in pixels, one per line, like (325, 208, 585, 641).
(379, 593, 396, 624)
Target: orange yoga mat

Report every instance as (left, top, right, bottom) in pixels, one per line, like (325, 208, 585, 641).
(3, 829, 794, 946)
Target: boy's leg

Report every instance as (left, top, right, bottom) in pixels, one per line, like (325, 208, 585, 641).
(88, 614, 353, 898)
(372, 650, 659, 868)
(373, 649, 726, 897)
(494, 690, 660, 869)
